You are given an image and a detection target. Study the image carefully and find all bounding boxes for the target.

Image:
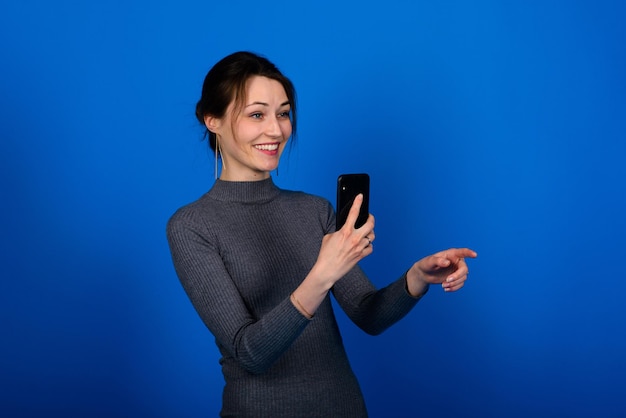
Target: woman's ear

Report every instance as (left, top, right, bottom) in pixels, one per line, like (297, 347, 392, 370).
(204, 115, 221, 133)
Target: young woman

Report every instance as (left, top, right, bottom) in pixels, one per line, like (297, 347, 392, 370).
(167, 51, 477, 417)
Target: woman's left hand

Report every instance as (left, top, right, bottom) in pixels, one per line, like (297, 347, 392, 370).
(406, 248, 477, 296)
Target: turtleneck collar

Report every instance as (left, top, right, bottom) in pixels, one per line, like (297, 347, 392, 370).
(207, 177, 281, 204)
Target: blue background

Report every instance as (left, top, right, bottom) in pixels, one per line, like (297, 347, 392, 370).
(2, 1, 625, 417)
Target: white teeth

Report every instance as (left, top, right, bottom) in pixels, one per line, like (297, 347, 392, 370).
(255, 144, 279, 151)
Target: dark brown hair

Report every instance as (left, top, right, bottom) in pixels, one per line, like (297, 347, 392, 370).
(195, 51, 297, 151)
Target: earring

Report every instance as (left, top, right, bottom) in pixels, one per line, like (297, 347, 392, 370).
(214, 137, 219, 180)
(214, 137, 226, 180)
(219, 144, 225, 171)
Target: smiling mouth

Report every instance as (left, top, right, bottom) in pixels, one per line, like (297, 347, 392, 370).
(254, 143, 279, 151)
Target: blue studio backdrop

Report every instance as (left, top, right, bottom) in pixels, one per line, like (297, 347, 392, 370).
(2, 1, 625, 417)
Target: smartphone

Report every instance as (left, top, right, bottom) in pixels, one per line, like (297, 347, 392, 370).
(336, 173, 370, 230)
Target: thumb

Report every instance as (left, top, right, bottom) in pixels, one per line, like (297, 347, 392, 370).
(423, 255, 450, 271)
(436, 256, 451, 268)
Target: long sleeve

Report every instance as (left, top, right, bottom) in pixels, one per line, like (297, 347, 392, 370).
(333, 266, 427, 335)
(167, 211, 310, 374)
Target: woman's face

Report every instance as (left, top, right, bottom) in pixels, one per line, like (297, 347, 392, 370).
(207, 75, 292, 181)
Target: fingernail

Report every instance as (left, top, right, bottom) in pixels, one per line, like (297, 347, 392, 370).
(446, 277, 453, 283)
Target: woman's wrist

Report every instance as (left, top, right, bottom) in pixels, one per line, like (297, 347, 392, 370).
(290, 292, 314, 319)
(291, 267, 333, 319)
(405, 267, 429, 298)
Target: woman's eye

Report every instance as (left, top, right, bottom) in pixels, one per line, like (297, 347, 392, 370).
(250, 112, 263, 119)
(278, 110, 291, 118)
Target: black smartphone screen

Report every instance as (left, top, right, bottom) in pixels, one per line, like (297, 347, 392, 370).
(336, 173, 370, 230)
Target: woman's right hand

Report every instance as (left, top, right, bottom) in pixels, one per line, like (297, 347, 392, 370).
(312, 194, 376, 288)
(291, 194, 375, 318)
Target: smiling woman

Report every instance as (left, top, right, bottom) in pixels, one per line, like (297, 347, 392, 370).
(204, 75, 292, 180)
(166, 51, 476, 417)
(194, 51, 297, 180)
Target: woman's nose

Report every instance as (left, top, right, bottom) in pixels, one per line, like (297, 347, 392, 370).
(265, 115, 281, 137)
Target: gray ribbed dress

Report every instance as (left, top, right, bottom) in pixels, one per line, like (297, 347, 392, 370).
(166, 178, 426, 417)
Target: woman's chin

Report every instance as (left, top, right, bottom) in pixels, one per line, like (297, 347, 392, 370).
(259, 160, 281, 173)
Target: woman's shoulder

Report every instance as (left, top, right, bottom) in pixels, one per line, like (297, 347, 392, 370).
(167, 191, 215, 229)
